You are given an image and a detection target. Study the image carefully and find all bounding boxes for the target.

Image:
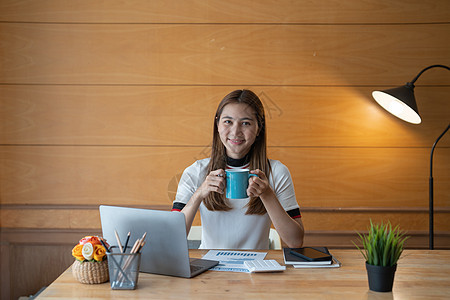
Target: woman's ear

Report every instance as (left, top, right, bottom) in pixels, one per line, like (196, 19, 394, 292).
(257, 124, 263, 137)
(257, 118, 265, 137)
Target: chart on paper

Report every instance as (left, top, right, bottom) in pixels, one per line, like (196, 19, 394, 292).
(202, 250, 267, 273)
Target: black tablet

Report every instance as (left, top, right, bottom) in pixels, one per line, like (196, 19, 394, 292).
(289, 247, 332, 262)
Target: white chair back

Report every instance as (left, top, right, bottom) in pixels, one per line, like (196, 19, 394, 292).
(187, 226, 282, 249)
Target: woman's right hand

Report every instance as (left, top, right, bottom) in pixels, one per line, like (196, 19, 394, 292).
(195, 169, 226, 200)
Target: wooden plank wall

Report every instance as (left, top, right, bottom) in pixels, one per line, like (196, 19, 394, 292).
(1, 0, 449, 298)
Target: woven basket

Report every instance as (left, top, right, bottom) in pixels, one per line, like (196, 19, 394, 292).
(72, 259, 109, 284)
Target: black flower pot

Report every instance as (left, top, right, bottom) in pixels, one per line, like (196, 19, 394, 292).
(365, 262, 397, 292)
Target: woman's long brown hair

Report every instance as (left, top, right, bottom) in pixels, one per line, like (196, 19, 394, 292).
(203, 89, 270, 215)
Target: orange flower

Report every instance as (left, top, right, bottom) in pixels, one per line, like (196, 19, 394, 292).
(79, 236, 93, 245)
(93, 244, 107, 262)
(79, 236, 103, 247)
(72, 244, 85, 261)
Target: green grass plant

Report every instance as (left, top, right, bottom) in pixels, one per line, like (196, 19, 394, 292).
(353, 220, 409, 267)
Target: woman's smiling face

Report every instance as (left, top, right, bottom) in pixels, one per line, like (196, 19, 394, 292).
(217, 102, 259, 159)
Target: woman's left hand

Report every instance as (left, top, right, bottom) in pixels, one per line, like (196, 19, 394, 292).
(247, 169, 273, 198)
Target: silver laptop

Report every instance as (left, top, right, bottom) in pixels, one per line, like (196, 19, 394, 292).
(99, 205, 218, 278)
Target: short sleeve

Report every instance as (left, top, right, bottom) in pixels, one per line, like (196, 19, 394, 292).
(173, 158, 210, 206)
(269, 160, 299, 212)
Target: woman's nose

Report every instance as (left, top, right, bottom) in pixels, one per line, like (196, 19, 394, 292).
(230, 123, 242, 135)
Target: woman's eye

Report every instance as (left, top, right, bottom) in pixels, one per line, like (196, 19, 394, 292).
(224, 120, 232, 125)
(242, 122, 251, 126)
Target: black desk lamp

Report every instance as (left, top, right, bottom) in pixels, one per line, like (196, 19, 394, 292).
(372, 64, 450, 250)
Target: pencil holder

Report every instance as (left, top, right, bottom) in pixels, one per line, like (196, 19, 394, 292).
(72, 260, 109, 284)
(107, 252, 141, 290)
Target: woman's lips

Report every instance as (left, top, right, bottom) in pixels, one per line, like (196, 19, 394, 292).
(228, 138, 244, 145)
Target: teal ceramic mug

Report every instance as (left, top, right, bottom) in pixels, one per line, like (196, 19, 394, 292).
(225, 169, 258, 199)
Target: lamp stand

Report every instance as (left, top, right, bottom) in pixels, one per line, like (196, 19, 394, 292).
(429, 123, 450, 250)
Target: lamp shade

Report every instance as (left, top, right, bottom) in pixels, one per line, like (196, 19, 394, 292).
(372, 84, 422, 124)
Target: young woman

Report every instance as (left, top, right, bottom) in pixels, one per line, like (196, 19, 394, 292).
(172, 89, 304, 249)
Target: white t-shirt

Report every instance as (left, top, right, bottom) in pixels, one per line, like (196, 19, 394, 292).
(173, 158, 300, 249)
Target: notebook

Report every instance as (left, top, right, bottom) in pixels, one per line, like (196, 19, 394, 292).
(99, 205, 218, 278)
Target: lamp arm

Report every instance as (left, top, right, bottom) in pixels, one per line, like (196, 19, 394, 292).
(409, 65, 450, 85)
(430, 123, 450, 176)
(429, 123, 450, 250)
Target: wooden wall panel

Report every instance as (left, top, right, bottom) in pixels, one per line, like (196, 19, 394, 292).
(1, 86, 449, 147)
(1, 23, 450, 85)
(9, 244, 74, 300)
(0, 146, 197, 206)
(1, 208, 102, 229)
(304, 211, 450, 232)
(1, 0, 449, 24)
(3, 227, 449, 250)
(1, 146, 449, 207)
(2, 208, 449, 233)
(0, 85, 216, 146)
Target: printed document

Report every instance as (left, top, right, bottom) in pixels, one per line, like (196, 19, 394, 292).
(202, 250, 267, 273)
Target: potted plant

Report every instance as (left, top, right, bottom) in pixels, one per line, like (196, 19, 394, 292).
(353, 220, 409, 292)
